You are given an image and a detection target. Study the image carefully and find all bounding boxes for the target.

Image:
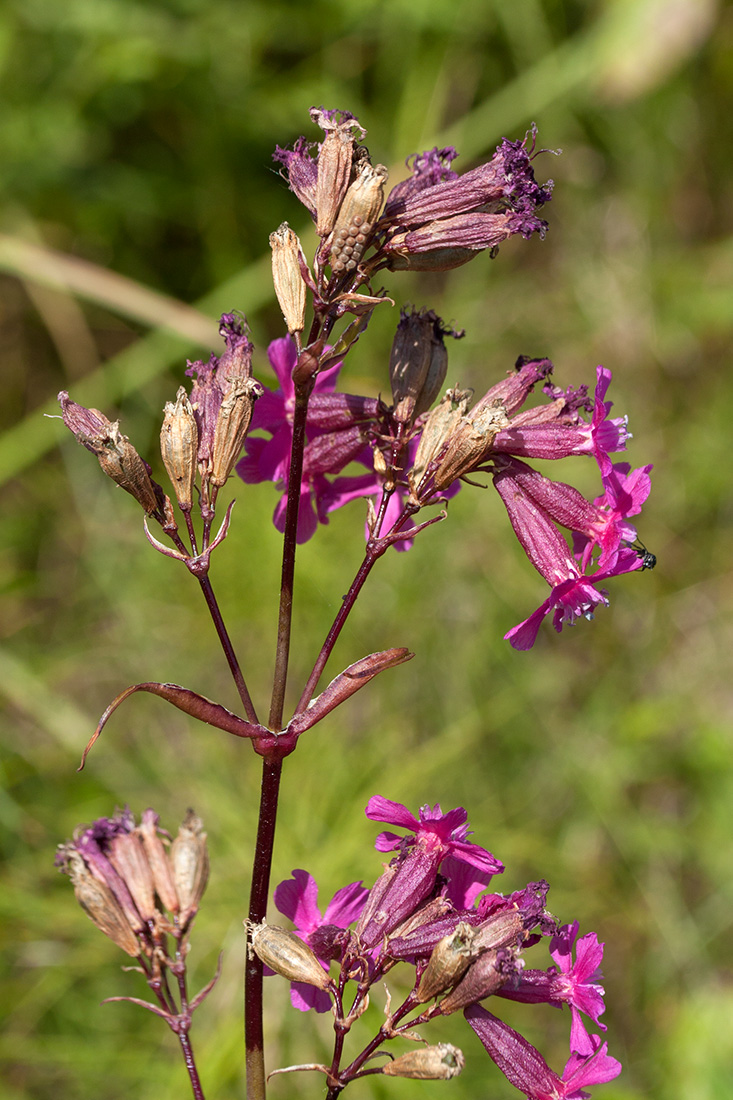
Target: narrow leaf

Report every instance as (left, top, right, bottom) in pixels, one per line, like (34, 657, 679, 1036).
(288, 648, 413, 736)
(79, 682, 269, 769)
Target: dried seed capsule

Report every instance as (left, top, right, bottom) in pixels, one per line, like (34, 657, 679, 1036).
(382, 1044, 465, 1080)
(248, 922, 333, 992)
(416, 921, 478, 1002)
(330, 163, 388, 273)
(210, 378, 261, 487)
(437, 947, 514, 1015)
(411, 387, 472, 490)
(315, 125, 355, 237)
(169, 810, 209, 925)
(107, 829, 156, 922)
(57, 846, 141, 957)
(270, 223, 307, 334)
(137, 809, 179, 915)
(389, 308, 449, 425)
(430, 399, 510, 493)
(57, 392, 162, 516)
(160, 387, 198, 511)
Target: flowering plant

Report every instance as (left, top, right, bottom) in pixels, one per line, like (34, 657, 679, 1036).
(55, 106, 652, 1099)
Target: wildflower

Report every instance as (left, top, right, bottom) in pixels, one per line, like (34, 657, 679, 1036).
(491, 446, 647, 648)
(374, 129, 553, 272)
(275, 111, 552, 278)
(503, 548, 644, 651)
(185, 313, 262, 489)
(355, 798, 503, 947)
(497, 922, 607, 1055)
(272, 869, 368, 1011)
(465, 1006, 621, 1099)
(492, 367, 630, 475)
(573, 463, 653, 571)
(236, 336, 379, 541)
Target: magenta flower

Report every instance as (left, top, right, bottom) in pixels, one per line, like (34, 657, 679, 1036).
(356, 798, 503, 949)
(573, 462, 653, 571)
(492, 367, 629, 475)
(498, 922, 607, 1055)
(464, 1006, 621, 1099)
(273, 869, 368, 1012)
(491, 448, 648, 650)
(367, 797, 503, 877)
(503, 547, 644, 651)
(549, 923, 607, 1052)
(236, 336, 379, 541)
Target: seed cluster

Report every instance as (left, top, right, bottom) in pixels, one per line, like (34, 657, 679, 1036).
(330, 216, 372, 272)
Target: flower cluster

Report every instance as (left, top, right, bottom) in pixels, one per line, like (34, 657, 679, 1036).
(255, 797, 621, 1095)
(274, 108, 552, 278)
(240, 329, 652, 645)
(56, 808, 217, 1034)
(56, 807, 209, 958)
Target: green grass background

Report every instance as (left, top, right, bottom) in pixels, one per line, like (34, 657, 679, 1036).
(2, 0, 732, 1097)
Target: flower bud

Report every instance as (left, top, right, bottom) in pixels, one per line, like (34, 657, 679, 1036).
(330, 162, 388, 274)
(160, 387, 198, 511)
(248, 922, 333, 992)
(169, 810, 209, 925)
(138, 809, 179, 915)
(416, 922, 478, 1002)
(58, 392, 163, 516)
(270, 223, 307, 334)
(56, 845, 141, 957)
(389, 309, 449, 425)
(382, 1044, 465, 1080)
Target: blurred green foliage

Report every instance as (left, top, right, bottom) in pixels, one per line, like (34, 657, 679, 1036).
(2, 0, 733, 1097)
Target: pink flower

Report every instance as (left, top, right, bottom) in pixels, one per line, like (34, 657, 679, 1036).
(573, 462, 653, 571)
(366, 796, 503, 878)
(498, 922, 607, 1055)
(464, 1006, 621, 1099)
(504, 547, 644, 651)
(492, 367, 630, 474)
(236, 336, 379, 541)
(549, 923, 607, 1053)
(491, 455, 648, 649)
(273, 869, 368, 1012)
(356, 798, 503, 949)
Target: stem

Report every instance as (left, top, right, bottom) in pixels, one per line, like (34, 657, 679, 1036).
(177, 1028, 206, 1100)
(245, 758, 284, 1100)
(268, 380, 312, 730)
(295, 541, 385, 715)
(197, 574, 259, 725)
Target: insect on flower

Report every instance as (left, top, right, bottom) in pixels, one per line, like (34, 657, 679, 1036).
(632, 539, 657, 570)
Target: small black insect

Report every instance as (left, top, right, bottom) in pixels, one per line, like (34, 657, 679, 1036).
(632, 539, 656, 570)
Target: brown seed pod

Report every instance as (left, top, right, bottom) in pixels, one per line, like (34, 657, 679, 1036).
(247, 922, 333, 992)
(382, 1044, 465, 1080)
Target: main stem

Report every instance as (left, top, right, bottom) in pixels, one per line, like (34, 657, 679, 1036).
(268, 380, 312, 730)
(244, 757, 283, 1100)
(245, 376, 313, 1100)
